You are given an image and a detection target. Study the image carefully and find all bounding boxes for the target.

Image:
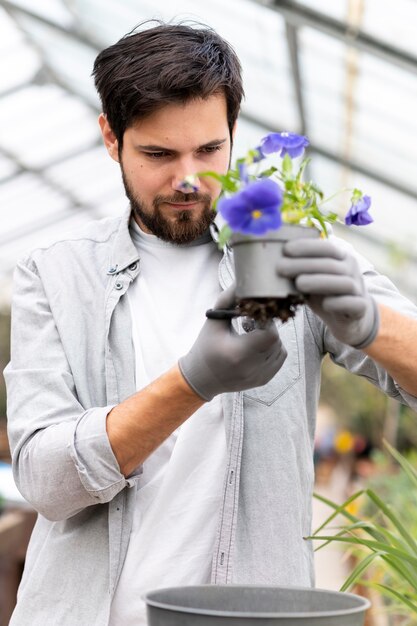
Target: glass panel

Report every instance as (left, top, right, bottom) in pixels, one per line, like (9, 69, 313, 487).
(0, 8, 41, 93)
(13, 13, 100, 106)
(299, 28, 346, 150)
(0, 85, 99, 168)
(362, 0, 417, 57)
(300, 26, 417, 192)
(0, 154, 19, 182)
(233, 118, 271, 157)
(350, 52, 417, 191)
(0, 173, 70, 241)
(290, 0, 347, 21)
(310, 153, 417, 251)
(6, 0, 74, 27)
(310, 154, 417, 301)
(46, 146, 126, 212)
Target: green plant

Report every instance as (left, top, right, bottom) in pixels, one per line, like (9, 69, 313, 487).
(180, 131, 372, 249)
(310, 441, 417, 622)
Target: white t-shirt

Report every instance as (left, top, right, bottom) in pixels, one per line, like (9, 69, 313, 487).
(109, 221, 226, 625)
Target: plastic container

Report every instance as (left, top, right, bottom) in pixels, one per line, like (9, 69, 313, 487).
(144, 585, 370, 626)
(231, 225, 320, 300)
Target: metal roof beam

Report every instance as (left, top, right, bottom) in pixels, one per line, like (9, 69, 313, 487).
(0, 0, 103, 50)
(255, 0, 417, 75)
(284, 21, 306, 135)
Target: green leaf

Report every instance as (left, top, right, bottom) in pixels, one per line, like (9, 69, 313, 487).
(379, 553, 417, 592)
(312, 491, 364, 535)
(322, 211, 338, 223)
(281, 153, 293, 176)
(310, 535, 417, 568)
(351, 188, 363, 202)
(217, 225, 232, 250)
(198, 171, 239, 192)
(245, 149, 263, 165)
(295, 157, 310, 183)
(308, 207, 329, 237)
(311, 518, 393, 554)
(384, 440, 417, 490)
(258, 166, 278, 178)
(365, 488, 417, 556)
(310, 183, 324, 199)
(372, 583, 417, 615)
(339, 551, 383, 592)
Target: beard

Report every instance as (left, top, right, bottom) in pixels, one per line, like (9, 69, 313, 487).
(120, 165, 215, 245)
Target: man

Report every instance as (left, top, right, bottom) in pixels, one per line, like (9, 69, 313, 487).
(5, 21, 417, 626)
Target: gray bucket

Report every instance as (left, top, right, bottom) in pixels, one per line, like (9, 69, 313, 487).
(144, 585, 370, 626)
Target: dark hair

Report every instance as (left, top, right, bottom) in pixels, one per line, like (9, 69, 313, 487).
(92, 21, 244, 147)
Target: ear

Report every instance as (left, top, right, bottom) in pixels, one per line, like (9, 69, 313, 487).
(231, 119, 238, 142)
(98, 113, 120, 163)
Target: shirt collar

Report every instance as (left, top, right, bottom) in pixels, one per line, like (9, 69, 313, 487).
(109, 206, 139, 274)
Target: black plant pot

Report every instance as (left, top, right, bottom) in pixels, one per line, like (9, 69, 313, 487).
(230, 225, 320, 323)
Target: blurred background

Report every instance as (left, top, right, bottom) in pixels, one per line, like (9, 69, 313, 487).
(0, 1, 417, 624)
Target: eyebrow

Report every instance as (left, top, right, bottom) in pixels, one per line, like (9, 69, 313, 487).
(135, 138, 228, 152)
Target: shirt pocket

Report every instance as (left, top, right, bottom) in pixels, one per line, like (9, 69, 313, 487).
(243, 317, 301, 406)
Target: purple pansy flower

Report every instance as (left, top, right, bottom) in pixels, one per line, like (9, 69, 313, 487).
(260, 132, 309, 159)
(345, 195, 373, 226)
(178, 175, 199, 193)
(218, 178, 283, 235)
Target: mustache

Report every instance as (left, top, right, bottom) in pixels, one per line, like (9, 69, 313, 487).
(154, 192, 212, 206)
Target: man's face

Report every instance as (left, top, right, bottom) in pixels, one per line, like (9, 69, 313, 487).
(100, 94, 233, 244)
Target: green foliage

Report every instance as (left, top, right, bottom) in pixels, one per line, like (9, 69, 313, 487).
(311, 442, 417, 622)
(197, 135, 365, 246)
(200, 170, 240, 193)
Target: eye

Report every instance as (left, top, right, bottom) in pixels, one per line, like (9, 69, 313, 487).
(200, 145, 222, 154)
(144, 151, 170, 159)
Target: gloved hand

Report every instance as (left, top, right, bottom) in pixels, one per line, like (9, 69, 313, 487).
(276, 238, 379, 349)
(178, 286, 287, 401)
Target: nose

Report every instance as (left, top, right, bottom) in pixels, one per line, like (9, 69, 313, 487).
(174, 174, 201, 194)
(171, 159, 201, 193)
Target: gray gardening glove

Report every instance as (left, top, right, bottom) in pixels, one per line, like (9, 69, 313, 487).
(178, 286, 287, 401)
(276, 238, 379, 349)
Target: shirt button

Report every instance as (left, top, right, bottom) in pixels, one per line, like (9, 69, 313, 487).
(108, 266, 117, 274)
(128, 262, 138, 271)
(115, 281, 123, 290)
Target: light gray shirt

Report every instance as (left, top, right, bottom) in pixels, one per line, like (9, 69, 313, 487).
(5, 207, 417, 625)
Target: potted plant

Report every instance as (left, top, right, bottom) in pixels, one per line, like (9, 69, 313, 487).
(182, 131, 373, 323)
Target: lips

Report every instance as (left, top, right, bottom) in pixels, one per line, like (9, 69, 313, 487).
(166, 201, 200, 210)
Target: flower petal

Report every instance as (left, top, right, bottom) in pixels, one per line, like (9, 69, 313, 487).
(260, 133, 285, 155)
(345, 195, 373, 226)
(260, 131, 309, 158)
(242, 178, 283, 208)
(218, 178, 283, 236)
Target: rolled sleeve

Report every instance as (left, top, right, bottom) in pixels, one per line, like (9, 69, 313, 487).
(71, 404, 125, 498)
